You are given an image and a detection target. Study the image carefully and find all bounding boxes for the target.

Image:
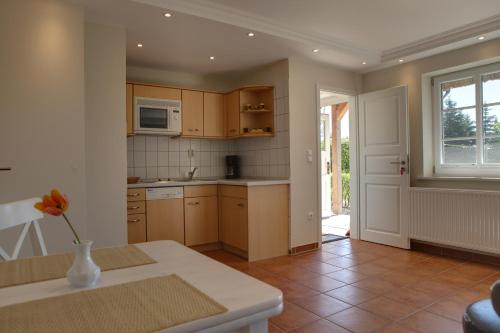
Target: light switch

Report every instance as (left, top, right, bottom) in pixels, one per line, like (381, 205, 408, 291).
(306, 149, 313, 163)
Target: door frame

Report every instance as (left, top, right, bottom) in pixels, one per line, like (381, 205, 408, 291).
(315, 85, 359, 245)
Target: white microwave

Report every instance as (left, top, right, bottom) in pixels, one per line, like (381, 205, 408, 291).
(134, 97, 182, 136)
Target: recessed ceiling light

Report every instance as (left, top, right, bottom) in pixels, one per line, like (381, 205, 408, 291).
(137, 43, 143, 48)
(164, 12, 172, 18)
(361, 61, 367, 65)
(477, 36, 485, 40)
(398, 59, 404, 63)
(248, 32, 255, 37)
(209, 56, 215, 60)
(312, 49, 319, 53)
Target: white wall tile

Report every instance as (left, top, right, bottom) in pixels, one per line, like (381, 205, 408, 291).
(179, 166, 191, 178)
(146, 167, 157, 179)
(127, 167, 134, 177)
(201, 140, 211, 152)
(179, 151, 189, 167)
(157, 137, 169, 151)
(169, 138, 180, 151)
(127, 151, 134, 166)
(201, 151, 211, 166)
(158, 166, 169, 179)
(190, 139, 201, 152)
(169, 151, 180, 167)
(146, 136, 157, 151)
(179, 138, 190, 151)
(133, 135, 145, 151)
(134, 167, 146, 179)
(133, 151, 145, 167)
(127, 137, 134, 151)
(168, 167, 180, 178)
(146, 151, 157, 167)
(158, 151, 169, 166)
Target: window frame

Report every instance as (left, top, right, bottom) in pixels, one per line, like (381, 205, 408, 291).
(433, 62, 500, 177)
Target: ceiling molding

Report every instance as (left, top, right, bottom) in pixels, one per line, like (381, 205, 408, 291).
(381, 14, 500, 62)
(133, 0, 380, 63)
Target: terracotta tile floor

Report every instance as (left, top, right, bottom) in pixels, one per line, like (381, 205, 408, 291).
(205, 238, 500, 333)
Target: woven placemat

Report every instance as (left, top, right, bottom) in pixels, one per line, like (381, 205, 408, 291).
(0, 245, 156, 288)
(0, 275, 227, 333)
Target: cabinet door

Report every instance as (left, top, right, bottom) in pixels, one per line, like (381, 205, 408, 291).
(126, 83, 133, 136)
(146, 199, 185, 244)
(220, 196, 248, 251)
(127, 213, 146, 244)
(182, 90, 204, 136)
(184, 196, 218, 246)
(133, 84, 181, 100)
(203, 92, 224, 137)
(224, 90, 240, 137)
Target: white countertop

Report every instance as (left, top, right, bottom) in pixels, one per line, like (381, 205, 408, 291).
(0, 241, 283, 333)
(128, 178, 290, 188)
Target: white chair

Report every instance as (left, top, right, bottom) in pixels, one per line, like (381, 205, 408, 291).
(0, 198, 47, 260)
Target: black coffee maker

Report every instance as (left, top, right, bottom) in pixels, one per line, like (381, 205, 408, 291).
(225, 155, 240, 179)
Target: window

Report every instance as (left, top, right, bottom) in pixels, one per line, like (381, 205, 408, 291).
(433, 62, 500, 176)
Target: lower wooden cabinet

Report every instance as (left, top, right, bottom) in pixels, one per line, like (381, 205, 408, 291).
(184, 196, 219, 246)
(220, 196, 248, 251)
(127, 213, 146, 244)
(146, 198, 185, 244)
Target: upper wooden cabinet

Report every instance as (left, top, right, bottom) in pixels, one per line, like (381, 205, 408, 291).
(134, 84, 181, 100)
(203, 92, 224, 138)
(182, 90, 204, 137)
(126, 84, 133, 136)
(239, 86, 274, 137)
(224, 90, 240, 138)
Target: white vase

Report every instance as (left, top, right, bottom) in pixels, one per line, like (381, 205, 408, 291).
(66, 240, 101, 288)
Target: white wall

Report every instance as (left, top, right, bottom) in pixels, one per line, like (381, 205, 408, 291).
(84, 23, 127, 247)
(288, 57, 361, 248)
(0, 0, 86, 255)
(363, 38, 500, 191)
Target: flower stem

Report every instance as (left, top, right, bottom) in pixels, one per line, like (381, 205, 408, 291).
(62, 213, 81, 244)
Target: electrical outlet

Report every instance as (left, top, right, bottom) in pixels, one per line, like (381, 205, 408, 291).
(307, 211, 314, 221)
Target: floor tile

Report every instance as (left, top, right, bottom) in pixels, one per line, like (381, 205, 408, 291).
(291, 294, 351, 317)
(357, 296, 417, 321)
(431, 271, 477, 288)
(280, 281, 320, 301)
(352, 277, 400, 294)
(326, 285, 378, 305)
(326, 269, 369, 284)
(379, 271, 421, 287)
(327, 307, 391, 333)
(348, 263, 389, 276)
(301, 261, 343, 274)
(378, 323, 419, 333)
(323, 246, 353, 256)
(410, 280, 462, 298)
(277, 267, 322, 282)
(399, 310, 462, 333)
(298, 275, 346, 292)
(270, 301, 320, 332)
(384, 286, 440, 308)
(269, 322, 285, 333)
(426, 298, 468, 322)
(325, 256, 358, 268)
(289, 319, 351, 333)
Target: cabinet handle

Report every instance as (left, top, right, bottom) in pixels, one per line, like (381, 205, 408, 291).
(0, 168, 12, 171)
(127, 219, 140, 223)
(237, 203, 244, 207)
(127, 193, 140, 197)
(187, 201, 200, 206)
(195, 128, 199, 132)
(128, 206, 140, 210)
(188, 128, 193, 131)
(230, 129, 237, 133)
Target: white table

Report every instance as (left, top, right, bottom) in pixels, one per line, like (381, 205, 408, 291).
(0, 241, 283, 333)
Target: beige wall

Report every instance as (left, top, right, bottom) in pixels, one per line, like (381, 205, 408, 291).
(363, 38, 500, 191)
(0, 0, 86, 255)
(85, 23, 128, 247)
(288, 57, 361, 248)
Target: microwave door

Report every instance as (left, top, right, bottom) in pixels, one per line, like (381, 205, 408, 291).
(139, 107, 168, 129)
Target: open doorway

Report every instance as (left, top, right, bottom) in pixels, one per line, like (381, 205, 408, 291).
(320, 90, 352, 243)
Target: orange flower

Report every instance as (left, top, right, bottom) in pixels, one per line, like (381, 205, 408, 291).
(34, 189, 69, 216)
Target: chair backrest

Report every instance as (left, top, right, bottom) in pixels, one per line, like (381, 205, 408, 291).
(0, 198, 47, 260)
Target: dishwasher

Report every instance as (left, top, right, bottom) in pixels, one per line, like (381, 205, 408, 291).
(146, 187, 184, 244)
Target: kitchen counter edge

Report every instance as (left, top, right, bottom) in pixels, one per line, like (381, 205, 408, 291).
(128, 179, 290, 188)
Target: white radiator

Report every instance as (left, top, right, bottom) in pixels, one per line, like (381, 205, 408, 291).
(410, 187, 500, 255)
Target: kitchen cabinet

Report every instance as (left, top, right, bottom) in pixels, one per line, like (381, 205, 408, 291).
(239, 86, 274, 137)
(146, 198, 185, 244)
(126, 83, 133, 136)
(184, 185, 218, 246)
(224, 90, 240, 137)
(182, 90, 204, 137)
(134, 84, 181, 100)
(203, 92, 224, 138)
(127, 188, 146, 244)
(220, 185, 289, 261)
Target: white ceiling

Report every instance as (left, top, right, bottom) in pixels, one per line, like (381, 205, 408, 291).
(76, 0, 500, 74)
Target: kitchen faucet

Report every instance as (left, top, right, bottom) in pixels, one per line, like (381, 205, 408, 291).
(187, 167, 198, 180)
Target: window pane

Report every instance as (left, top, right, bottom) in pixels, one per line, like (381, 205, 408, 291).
(441, 108, 476, 139)
(484, 137, 500, 164)
(482, 72, 500, 105)
(483, 104, 500, 136)
(441, 78, 475, 110)
(443, 139, 476, 164)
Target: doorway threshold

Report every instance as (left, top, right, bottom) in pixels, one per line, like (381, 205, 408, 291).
(322, 234, 348, 243)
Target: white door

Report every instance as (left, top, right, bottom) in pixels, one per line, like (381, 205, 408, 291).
(320, 113, 333, 218)
(358, 86, 409, 248)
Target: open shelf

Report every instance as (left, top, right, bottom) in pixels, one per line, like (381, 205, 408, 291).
(239, 86, 274, 136)
(241, 109, 272, 113)
(239, 132, 274, 138)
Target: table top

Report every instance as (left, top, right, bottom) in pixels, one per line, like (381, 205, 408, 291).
(0, 241, 283, 332)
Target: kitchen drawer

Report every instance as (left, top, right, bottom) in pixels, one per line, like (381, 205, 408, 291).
(184, 185, 217, 198)
(127, 188, 145, 202)
(127, 213, 146, 244)
(219, 185, 247, 199)
(127, 201, 145, 214)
